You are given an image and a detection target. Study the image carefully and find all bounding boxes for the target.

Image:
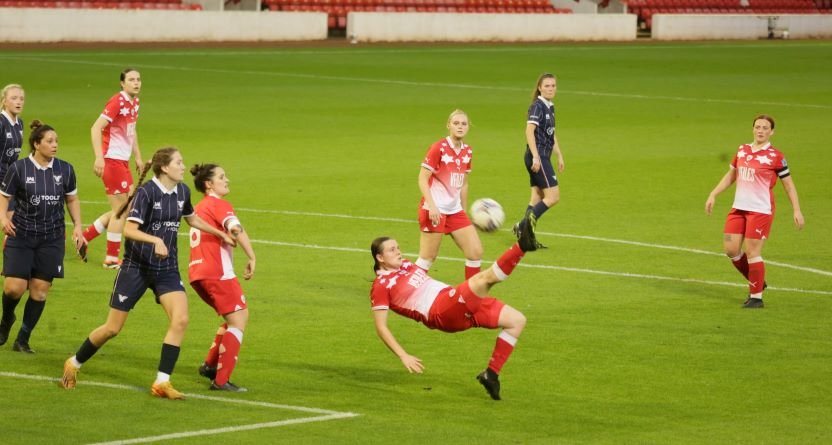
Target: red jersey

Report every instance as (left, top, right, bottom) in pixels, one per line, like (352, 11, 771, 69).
(420, 137, 473, 215)
(370, 260, 450, 324)
(100, 91, 139, 161)
(188, 195, 241, 282)
(730, 143, 790, 215)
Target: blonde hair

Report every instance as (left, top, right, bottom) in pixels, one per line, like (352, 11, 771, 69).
(1, 84, 24, 111)
(447, 108, 468, 125)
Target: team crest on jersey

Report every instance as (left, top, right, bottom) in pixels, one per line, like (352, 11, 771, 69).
(152, 222, 162, 231)
(153, 201, 162, 210)
(30, 195, 41, 206)
(746, 155, 753, 162)
(4, 132, 10, 138)
(26, 176, 35, 184)
(53, 175, 62, 185)
(5, 147, 17, 157)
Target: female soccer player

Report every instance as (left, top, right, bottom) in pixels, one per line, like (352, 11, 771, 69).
(0, 121, 84, 353)
(369, 218, 539, 401)
(189, 163, 256, 392)
(80, 68, 144, 268)
(416, 109, 483, 279)
(705, 115, 805, 308)
(512, 73, 565, 247)
(1, 84, 25, 220)
(61, 147, 234, 399)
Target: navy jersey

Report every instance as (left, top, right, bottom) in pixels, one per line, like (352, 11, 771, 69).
(0, 154, 78, 240)
(123, 177, 194, 272)
(0, 111, 24, 182)
(526, 97, 556, 158)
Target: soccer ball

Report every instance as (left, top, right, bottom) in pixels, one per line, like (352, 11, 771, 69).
(470, 198, 505, 233)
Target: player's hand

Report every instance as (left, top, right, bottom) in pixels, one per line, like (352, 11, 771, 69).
(557, 155, 565, 172)
(220, 232, 237, 247)
(400, 354, 424, 374)
(243, 259, 255, 280)
(134, 158, 144, 176)
(794, 210, 805, 230)
(705, 196, 716, 215)
(531, 156, 541, 173)
(0, 217, 15, 237)
(153, 238, 169, 258)
(93, 157, 105, 178)
(72, 228, 86, 251)
(428, 205, 440, 227)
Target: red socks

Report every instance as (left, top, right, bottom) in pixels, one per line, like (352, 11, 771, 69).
(464, 260, 481, 279)
(203, 324, 227, 367)
(492, 244, 525, 280)
(215, 327, 243, 386)
(748, 259, 766, 295)
(731, 253, 750, 280)
(488, 331, 518, 374)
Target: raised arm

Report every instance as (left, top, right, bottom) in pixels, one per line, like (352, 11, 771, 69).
(373, 309, 424, 374)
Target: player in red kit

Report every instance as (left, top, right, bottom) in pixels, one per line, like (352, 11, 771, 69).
(369, 217, 539, 401)
(80, 68, 144, 269)
(416, 109, 483, 279)
(706, 115, 805, 308)
(189, 163, 256, 392)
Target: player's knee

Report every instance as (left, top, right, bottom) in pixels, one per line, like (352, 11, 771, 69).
(513, 311, 527, 331)
(102, 325, 122, 340)
(169, 314, 189, 333)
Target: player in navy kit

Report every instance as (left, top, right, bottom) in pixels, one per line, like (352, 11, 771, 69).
(0, 121, 84, 353)
(513, 73, 564, 247)
(61, 147, 235, 399)
(1, 84, 25, 219)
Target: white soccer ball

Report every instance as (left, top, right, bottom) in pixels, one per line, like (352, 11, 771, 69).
(470, 198, 505, 233)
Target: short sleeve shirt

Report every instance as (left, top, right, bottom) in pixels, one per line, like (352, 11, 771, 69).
(730, 143, 790, 215)
(527, 96, 556, 158)
(124, 177, 194, 272)
(420, 137, 473, 215)
(0, 155, 77, 240)
(100, 91, 139, 161)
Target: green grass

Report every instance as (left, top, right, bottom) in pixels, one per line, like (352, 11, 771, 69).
(0, 40, 831, 444)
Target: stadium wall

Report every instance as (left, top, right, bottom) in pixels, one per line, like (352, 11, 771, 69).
(652, 14, 832, 40)
(346, 12, 638, 42)
(0, 9, 328, 42)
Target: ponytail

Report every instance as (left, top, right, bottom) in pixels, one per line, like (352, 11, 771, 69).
(115, 161, 152, 219)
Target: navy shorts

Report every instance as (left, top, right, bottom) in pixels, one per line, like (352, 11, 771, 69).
(524, 150, 559, 189)
(2, 235, 65, 282)
(109, 266, 186, 311)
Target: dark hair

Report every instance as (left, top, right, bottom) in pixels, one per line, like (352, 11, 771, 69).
(28, 120, 56, 153)
(531, 73, 556, 104)
(190, 163, 219, 194)
(120, 67, 140, 82)
(753, 114, 775, 130)
(115, 147, 180, 218)
(370, 236, 393, 272)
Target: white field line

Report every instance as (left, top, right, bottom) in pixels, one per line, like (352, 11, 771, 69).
(0, 371, 359, 445)
(250, 239, 832, 296)
(76, 200, 832, 280)
(2, 55, 831, 110)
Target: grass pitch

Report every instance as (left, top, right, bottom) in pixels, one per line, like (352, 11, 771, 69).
(0, 40, 831, 444)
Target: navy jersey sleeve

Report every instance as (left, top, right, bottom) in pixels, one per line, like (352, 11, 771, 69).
(0, 162, 19, 197)
(527, 101, 544, 126)
(181, 185, 194, 218)
(127, 186, 151, 225)
(64, 162, 78, 195)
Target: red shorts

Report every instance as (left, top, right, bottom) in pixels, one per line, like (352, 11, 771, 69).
(426, 281, 504, 333)
(418, 208, 473, 234)
(102, 158, 133, 195)
(724, 208, 773, 240)
(190, 278, 247, 316)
